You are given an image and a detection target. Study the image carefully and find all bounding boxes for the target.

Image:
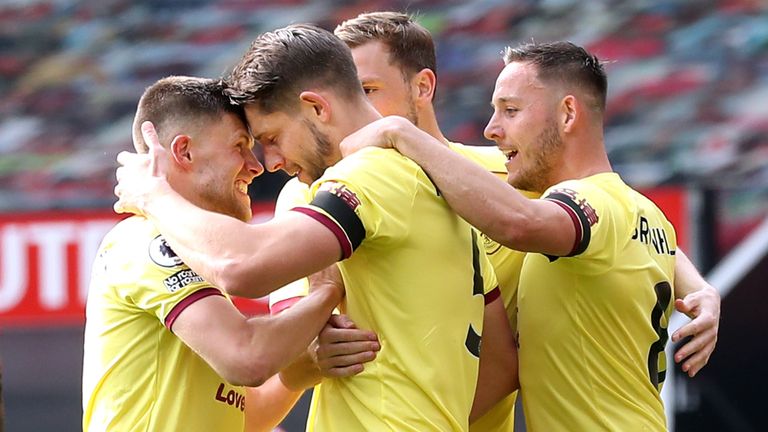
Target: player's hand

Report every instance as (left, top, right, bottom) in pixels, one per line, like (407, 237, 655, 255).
(307, 264, 345, 305)
(339, 116, 410, 157)
(671, 285, 720, 377)
(114, 121, 172, 215)
(311, 314, 380, 378)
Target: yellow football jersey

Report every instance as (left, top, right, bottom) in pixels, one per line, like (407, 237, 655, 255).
(272, 144, 525, 431)
(82, 217, 245, 432)
(518, 173, 676, 431)
(298, 147, 498, 431)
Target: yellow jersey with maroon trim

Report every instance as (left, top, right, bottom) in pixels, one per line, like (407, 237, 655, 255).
(269, 178, 312, 314)
(518, 172, 676, 431)
(296, 147, 498, 432)
(449, 142, 535, 432)
(82, 216, 245, 432)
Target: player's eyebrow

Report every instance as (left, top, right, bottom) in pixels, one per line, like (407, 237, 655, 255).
(491, 96, 518, 107)
(358, 75, 381, 83)
(251, 131, 265, 142)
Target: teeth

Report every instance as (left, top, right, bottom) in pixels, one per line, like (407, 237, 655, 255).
(236, 180, 248, 194)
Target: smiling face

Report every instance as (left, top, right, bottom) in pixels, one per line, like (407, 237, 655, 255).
(187, 113, 263, 221)
(484, 61, 564, 193)
(351, 41, 419, 125)
(245, 106, 337, 185)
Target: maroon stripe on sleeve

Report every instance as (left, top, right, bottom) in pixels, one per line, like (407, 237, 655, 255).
(165, 287, 223, 331)
(549, 199, 582, 256)
(484, 286, 501, 305)
(291, 207, 353, 259)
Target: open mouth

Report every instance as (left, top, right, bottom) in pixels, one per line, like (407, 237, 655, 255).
(235, 179, 249, 194)
(504, 150, 518, 161)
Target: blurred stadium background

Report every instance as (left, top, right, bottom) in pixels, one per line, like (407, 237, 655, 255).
(0, 0, 766, 431)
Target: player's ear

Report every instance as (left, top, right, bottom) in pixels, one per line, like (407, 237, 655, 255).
(169, 135, 193, 168)
(413, 68, 436, 106)
(561, 95, 578, 133)
(299, 91, 331, 123)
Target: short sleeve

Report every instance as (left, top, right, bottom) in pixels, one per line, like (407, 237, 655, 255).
(540, 180, 619, 274)
(112, 234, 222, 330)
(292, 148, 415, 260)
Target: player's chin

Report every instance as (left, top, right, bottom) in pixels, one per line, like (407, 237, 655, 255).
(299, 173, 318, 185)
(240, 205, 253, 222)
(232, 200, 252, 222)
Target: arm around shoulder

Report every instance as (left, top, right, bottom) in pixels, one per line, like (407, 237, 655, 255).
(148, 208, 343, 299)
(362, 117, 575, 255)
(172, 282, 341, 387)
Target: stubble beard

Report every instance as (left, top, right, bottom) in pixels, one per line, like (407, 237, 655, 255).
(197, 181, 251, 223)
(509, 120, 562, 194)
(304, 120, 335, 183)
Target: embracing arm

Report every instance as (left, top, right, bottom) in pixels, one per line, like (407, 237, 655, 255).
(340, 116, 574, 256)
(671, 249, 720, 377)
(241, 316, 380, 431)
(142, 196, 339, 298)
(172, 280, 340, 387)
(243, 374, 304, 432)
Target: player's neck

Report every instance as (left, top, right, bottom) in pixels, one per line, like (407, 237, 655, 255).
(419, 115, 448, 145)
(346, 102, 382, 132)
(418, 108, 448, 145)
(557, 138, 613, 182)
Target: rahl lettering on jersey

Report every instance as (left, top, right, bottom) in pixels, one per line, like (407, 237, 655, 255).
(632, 216, 675, 256)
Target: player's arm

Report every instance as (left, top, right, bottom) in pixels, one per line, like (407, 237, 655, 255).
(339, 116, 575, 256)
(671, 249, 720, 377)
(241, 348, 329, 432)
(243, 374, 303, 432)
(469, 294, 519, 423)
(171, 278, 340, 387)
(242, 266, 378, 432)
(115, 122, 343, 298)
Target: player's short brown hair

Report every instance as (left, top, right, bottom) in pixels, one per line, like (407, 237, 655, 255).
(503, 41, 608, 112)
(335, 11, 437, 80)
(132, 76, 244, 153)
(225, 24, 362, 113)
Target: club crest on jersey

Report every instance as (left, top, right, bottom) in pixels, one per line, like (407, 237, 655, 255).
(481, 232, 503, 255)
(319, 182, 361, 211)
(149, 235, 184, 268)
(550, 187, 599, 227)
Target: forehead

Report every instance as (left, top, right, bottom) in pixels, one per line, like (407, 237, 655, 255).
(192, 112, 250, 149)
(216, 112, 245, 130)
(244, 106, 296, 137)
(492, 62, 544, 100)
(351, 41, 400, 78)
(205, 111, 246, 135)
